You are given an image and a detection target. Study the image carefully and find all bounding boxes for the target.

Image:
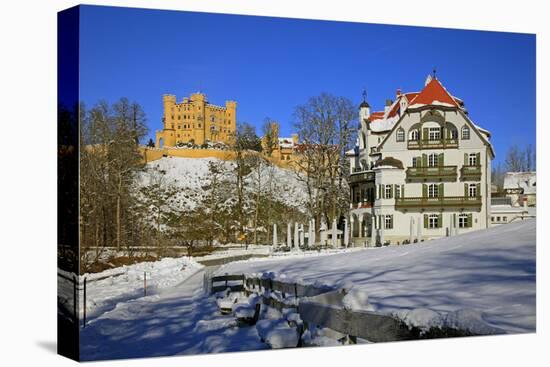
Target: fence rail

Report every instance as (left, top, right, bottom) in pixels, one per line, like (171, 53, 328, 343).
(211, 274, 416, 342)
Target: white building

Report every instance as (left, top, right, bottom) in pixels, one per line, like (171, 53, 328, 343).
(346, 75, 494, 246)
(503, 171, 536, 207)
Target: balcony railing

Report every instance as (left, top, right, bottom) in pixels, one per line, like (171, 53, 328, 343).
(406, 165, 457, 181)
(407, 138, 459, 150)
(395, 196, 482, 209)
(460, 165, 482, 180)
(348, 171, 375, 184)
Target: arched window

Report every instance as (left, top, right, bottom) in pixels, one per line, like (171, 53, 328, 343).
(396, 128, 405, 142)
(462, 126, 470, 140)
(410, 129, 419, 141)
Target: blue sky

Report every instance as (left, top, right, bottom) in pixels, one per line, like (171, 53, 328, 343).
(79, 5, 536, 165)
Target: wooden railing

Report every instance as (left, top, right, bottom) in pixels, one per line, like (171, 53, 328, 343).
(395, 196, 482, 209)
(348, 171, 375, 184)
(407, 138, 459, 150)
(460, 165, 482, 180)
(406, 166, 457, 181)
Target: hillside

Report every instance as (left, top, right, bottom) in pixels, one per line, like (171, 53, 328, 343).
(136, 157, 308, 212)
(219, 219, 536, 334)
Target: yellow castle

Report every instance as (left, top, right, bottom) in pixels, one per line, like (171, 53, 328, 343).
(155, 92, 237, 147)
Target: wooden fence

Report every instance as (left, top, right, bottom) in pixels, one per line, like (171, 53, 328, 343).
(210, 274, 417, 343)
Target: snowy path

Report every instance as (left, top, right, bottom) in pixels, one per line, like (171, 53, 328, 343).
(80, 267, 267, 361)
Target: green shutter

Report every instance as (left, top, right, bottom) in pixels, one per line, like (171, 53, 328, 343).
(422, 154, 427, 167)
(393, 185, 397, 199)
(378, 185, 381, 199)
(439, 153, 444, 167)
(467, 213, 473, 228)
(439, 183, 444, 197)
(424, 214, 428, 229)
(476, 183, 481, 197)
(401, 185, 405, 198)
(438, 214, 443, 228)
(422, 184, 428, 198)
(464, 183, 468, 197)
(464, 153, 468, 165)
(476, 152, 480, 166)
(390, 215, 393, 229)
(422, 128, 428, 141)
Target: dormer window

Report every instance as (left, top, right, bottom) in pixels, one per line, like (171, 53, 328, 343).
(462, 126, 470, 140)
(410, 130, 419, 141)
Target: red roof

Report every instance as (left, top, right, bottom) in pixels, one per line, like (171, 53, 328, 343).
(410, 78, 459, 107)
(367, 111, 384, 122)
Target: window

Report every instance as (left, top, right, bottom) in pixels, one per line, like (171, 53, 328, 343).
(491, 216, 495, 222)
(210, 116, 215, 122)
(450, 129, 458, 139)
(428, 153, 439, 167)
(459, 214, 468, 228)
(428, 184, 439, 198)
(395, 185, 401, 199)
(412, 157, 419, 167)
(469, 183, 477, 197)
(385, 185, 393, 199)
(410, 130, 419, 141)
(468, 153, 477, 166)
(428, 127, 441, 141)
(462, 126, 470, 140)
(396, 128, 405, 142)
(497, 216, 501, 222)
(503, 216, 507, 222)
(428, 214, 439, 229)
(385, 215, 393, 229)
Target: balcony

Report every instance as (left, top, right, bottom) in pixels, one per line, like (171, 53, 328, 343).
(348, 171, 375, 184)
(407, 138, 459, 150)
(395, 196, 482, 209)
(406, 165, 457, 182)
(460, 165, 482, 181)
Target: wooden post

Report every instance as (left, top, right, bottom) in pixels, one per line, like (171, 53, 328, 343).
(144, 272, 147, 296)
(83, 277, 87, 327)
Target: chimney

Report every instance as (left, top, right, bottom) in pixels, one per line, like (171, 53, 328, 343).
(384, 99, 392, 114)
(396, 88, 401, 97)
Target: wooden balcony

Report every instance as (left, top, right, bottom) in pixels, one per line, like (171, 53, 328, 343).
(407, 138, 459, 150)
(405, 165, 457, 181)
(460, 165, 482, 181)
(395, 196, 482, 209)
(348, 171, 375, 184)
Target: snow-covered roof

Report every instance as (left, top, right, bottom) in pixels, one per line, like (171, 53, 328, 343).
(503, 172, 536, 194)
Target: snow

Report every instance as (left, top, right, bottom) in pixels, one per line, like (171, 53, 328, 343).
(397, 308, 443, 332)
(369, 114, 399, 132)
(341, 289, 375, 312)
(219, 219, 536, 334)
(58, 256, 203, 320)
(137, 157, 308, 212)
(503, 171, 536, 194)
(256, 318, 299, 348)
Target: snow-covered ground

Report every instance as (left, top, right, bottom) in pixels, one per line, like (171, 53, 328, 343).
(137, 157, 307, 211)
(219, 219, 536, 334)
(80, 268, 268, 361)
(58, 257, 203, 321)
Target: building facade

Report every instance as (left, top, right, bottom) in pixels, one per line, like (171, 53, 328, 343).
(346, 75, 494, 246)
(156, 92, 237, 147)
(503, 171, 536, 207)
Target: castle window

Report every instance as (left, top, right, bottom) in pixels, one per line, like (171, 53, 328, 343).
(468, 153, 477, 166)
(410, 129, 419, 141)
(459, 214, 468, 228)
(385, 215, 393, 229)
(428, 127, 441, 141)
(468, 183, 477, 197)
(462, 126, 470, 140)
(396, 128, 405, 142)
(428, 184, 439, 198)
(428, 214, 439, 229)
(428, 153, 438, 167)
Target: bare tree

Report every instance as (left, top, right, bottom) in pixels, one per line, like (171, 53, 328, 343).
(292, 93, 356, 237)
